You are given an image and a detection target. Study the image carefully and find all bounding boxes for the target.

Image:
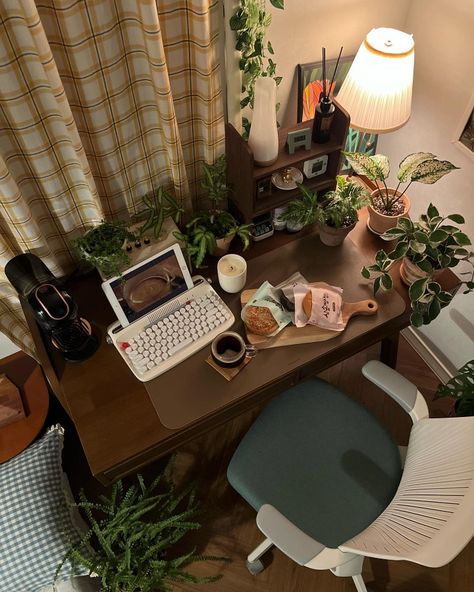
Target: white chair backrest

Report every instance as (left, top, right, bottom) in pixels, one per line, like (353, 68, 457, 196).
(340, 417, 474, 567)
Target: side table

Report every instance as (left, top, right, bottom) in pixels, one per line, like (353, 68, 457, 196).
(0, 352, 49, 463)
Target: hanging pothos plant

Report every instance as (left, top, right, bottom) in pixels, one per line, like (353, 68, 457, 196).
(230, 0, 284, 137)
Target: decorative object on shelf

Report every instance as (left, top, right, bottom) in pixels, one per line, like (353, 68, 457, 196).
(297, 55, 378, 172)
(136, 186, 184, 240)
(174, 156, 251, 268)
(303, 154, 328, 179)
(273, 206, 288, 230)
(279, 183, 321, 232)
(248, 77, 279, 166)
(230, 0, 284, 136)
(344, 151, 459, 235)
(74, 220, 135, 278)
(271, 166, 304, 190)
(318, 176, 370, 246)
(361, 204, 474, 327)
(434, 360, 474, 417)
(56, 473, 226, 592)
(337, 28, 415, 135)
(250, 212, 274, 241)
(312, 46, 343, 144)
(287, 128, 311, 154)
(0, 374, 24, 428)
(217, 254, 248, 293)
(256, 176, 273, 199)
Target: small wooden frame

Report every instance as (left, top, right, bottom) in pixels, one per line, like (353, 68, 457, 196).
(287, 128, 312, 154)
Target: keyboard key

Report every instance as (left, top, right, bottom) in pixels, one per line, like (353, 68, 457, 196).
(168, 337, 193, 356)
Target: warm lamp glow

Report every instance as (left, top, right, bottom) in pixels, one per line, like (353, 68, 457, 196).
(337, 28, 415, 134)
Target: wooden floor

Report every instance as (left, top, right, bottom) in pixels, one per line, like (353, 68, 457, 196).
(160, 337, 474, 592)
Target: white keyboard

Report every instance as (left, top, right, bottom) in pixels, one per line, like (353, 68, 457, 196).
(108, 279, 235, 382)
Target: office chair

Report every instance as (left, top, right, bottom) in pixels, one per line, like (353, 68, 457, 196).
(227, 361, 474, 591)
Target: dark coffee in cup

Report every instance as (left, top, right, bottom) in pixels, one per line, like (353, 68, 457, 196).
(211, 332, 246, 368)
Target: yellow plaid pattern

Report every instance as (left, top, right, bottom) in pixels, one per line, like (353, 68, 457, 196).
(0, 0, 224, 356)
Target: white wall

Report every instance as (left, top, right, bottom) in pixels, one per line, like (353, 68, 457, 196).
(268, 0, 411, 127)
(377, 0, 474, 265)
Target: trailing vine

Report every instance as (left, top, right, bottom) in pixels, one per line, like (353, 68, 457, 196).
(230, 0, 284, 136)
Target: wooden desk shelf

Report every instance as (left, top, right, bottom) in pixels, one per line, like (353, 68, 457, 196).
(225, 99, 350, 222)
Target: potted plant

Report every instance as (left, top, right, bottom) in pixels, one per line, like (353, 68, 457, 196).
(318, 176, 369, 246)
(434, 360, 474, 416)
(135, 186, 184, 240)
(74, 221, 135, 278)
(56, 473, 225, 592)
(361, 204, 474, 326)
(343, 151, 459, 235)
(280, 183, 321, 232)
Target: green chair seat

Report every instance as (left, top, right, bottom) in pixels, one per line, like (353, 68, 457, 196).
(227, 378, 402, 549)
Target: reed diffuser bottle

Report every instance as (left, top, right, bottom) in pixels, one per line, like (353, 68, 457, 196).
(312, 46, 343, 144)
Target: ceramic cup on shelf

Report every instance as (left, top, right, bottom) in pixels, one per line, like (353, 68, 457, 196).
(217, 254, 247, 294)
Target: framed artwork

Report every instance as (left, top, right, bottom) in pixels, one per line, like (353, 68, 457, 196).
(297, 57, 378, 171)
(452, 91, 474, 160)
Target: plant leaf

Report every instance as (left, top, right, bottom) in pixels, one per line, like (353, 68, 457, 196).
(388, 241, 409, 260)
(270, 0, 284, 8)
(427, 203, 440, 219)
(409, 240, 426, 254)
(361, 266, 371, 279)
(410, 159, 459, 184)
(453, 232, 471, 246)
(398, 152, 436, 182)
(381, 227, 406, 240)
(343, 152, 386, 181)
(373, 276, 382, 295)
(410, 310, 424, 327)
(447, 213, 465, 224)
(371, 154, 390, 179)
(429, 228, 449, 244)
(416, 258, 433, 273)
(381, 274, 393, 290)
(409, 277, 428, 301)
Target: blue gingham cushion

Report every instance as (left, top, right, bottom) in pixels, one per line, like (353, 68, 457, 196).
(0, 425, 87, 592)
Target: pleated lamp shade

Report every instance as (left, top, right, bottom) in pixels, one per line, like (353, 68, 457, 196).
(337, 28, 415, 134)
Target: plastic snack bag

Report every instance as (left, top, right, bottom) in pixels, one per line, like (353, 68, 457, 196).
(242, 281, 293, 337)
(294, 282, 345, 331)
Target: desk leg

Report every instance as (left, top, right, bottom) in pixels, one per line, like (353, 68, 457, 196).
(380, 333, 399, 369)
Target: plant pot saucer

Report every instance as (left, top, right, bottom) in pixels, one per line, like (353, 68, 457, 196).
(366, 218, 384, 236)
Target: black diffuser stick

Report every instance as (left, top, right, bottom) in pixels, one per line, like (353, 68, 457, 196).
(329, 46, 344, 97)
(322, 47, 326, 99)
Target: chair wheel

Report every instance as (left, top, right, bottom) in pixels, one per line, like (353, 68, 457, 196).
(246, 559, 265, 575)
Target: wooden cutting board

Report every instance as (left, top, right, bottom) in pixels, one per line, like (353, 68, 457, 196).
(241, 283, 378, 349)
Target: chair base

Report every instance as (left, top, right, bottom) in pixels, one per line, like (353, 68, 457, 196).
(247, 538, 273, 575)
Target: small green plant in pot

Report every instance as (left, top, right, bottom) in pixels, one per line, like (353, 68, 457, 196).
(343, 151, 459, 235)
(56, 473, 226, 592)
(136, 186, 184, 240)
(74, 221, 135, 278)
(434, 360, 474, 417)
(318, 176, 369, 246)
(361, 204, 474, 327)
(174, 156, 251, 268)
(280, 183, 321, 232)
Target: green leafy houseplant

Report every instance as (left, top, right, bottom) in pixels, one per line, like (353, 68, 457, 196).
(136, 187, 184, 239)
(74, 221, 135, 278)
(174, 156, 251, 268)
(56, 474, 225, 592)
(230, 0, 284, 136)
(322, 176, 369, 229)
(343, 151, 458, 216)
(434, 360, 474, 416)
(361, 204, 474, 326)
(280, 183, 321, 231)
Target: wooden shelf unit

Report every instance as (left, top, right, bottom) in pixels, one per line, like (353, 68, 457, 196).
(225, 99, 350, 222)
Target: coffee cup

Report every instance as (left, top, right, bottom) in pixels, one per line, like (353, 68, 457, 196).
(211, 332, 247, 368)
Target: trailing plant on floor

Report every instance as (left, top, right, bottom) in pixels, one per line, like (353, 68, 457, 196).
(174, 156, 251, 268)
(56, 473, 226, 592)
(74, 221, 136, 278)
(343, 151, 458, 216)
(136, 186, 184, 239)
(434, 360, 474, 417)
(230, 0, 284, 136)
(361, 204, 474, 326)
(322, 176, 369, 228)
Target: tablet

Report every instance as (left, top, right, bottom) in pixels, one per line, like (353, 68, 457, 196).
(102, 244, 193, 327)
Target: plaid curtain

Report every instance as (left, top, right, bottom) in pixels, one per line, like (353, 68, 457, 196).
(0, 0, 224, 357)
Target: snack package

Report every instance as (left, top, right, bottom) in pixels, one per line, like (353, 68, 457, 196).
(242, 281, 293, 337)
(276, 272, 309, 305)
(294, 282, 345, 331)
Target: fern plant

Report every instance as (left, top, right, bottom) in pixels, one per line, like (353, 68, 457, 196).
(55, 474, 225, 592)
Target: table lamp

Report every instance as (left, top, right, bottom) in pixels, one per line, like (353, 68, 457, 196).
(337, 27, 415, 145)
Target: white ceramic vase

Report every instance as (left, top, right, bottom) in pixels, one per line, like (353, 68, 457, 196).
(248, 77, 279, 167)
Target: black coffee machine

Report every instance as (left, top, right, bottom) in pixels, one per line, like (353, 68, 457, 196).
(5, 254, 99, 361)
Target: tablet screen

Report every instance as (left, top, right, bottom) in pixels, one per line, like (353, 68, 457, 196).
(108, 249, 189, 324)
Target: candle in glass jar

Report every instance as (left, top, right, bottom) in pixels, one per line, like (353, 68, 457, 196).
(217, 254, 247, 293)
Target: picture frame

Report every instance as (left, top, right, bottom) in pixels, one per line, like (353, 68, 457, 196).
(452, 90, 474, 161)
(297, 56, 378, 171)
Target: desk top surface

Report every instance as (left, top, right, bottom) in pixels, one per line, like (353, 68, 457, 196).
(29, 209, 457, 481)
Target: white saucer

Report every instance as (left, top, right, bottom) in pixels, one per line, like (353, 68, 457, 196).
(271, 167, 304, 190)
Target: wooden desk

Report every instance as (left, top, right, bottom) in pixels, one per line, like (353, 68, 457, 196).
(26, 209, 458, 484)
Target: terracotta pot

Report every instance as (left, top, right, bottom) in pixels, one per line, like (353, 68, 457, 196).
(399, 257, 442, 287)
(368, 189, 411, 235)
(213, 234, 234, 257)
(319, 221, 356, 246)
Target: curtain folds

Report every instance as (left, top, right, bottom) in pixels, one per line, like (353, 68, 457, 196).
(0, 0, 224, 357)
